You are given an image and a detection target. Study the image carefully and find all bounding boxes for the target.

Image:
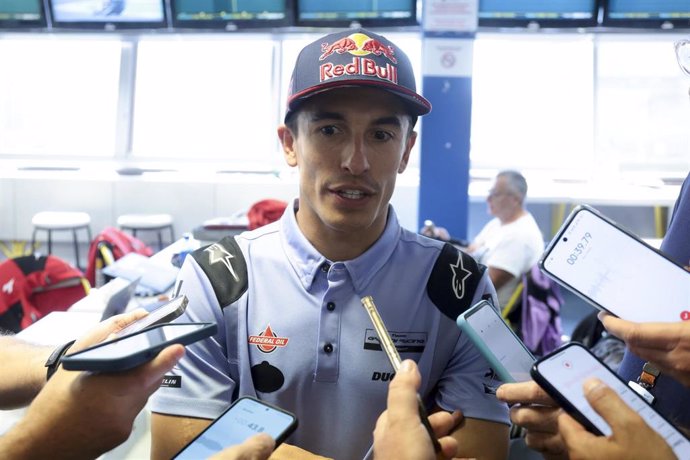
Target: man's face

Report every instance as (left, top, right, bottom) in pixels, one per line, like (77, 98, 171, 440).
(278, 87, 416, 243)
(487, 176, 519, 219)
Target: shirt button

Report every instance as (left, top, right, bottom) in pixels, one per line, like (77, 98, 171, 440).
(326, 302, 336, 311)
(321, 263, 330, 273)
(323, 343, 334, 353)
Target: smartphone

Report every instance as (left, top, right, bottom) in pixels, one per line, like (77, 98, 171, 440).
(540, 204, 690, 323)
(61, 322, 217, 372)
(531, 342, 690, 458)
(457, 300, 535, 383)
(112, 295, 188, 338)
(173, 396, 298, 460)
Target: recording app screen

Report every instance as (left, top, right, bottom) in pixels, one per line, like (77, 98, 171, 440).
(75, 324, 203, 360)
(175, 398, 294, 459)
(467, 305, 535, 382)
(542, 208, 690, 323)
(537, 345, 690, 458)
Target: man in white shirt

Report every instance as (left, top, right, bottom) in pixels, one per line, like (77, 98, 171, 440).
(467, 170, 544, 308)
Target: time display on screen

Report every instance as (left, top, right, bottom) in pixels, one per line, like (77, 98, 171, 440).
(566, 231, 592, 265)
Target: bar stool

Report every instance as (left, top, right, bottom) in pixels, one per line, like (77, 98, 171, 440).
(117, 213, 174, 251)
(31, 211, 92, 271)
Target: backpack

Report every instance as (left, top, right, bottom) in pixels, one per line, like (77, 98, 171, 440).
(502, 264, 564, 357)
(0, 254, 89, 333)
(86, 227, 154, 287)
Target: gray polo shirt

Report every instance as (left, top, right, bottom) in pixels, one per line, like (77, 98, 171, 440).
(152, 201, 509, 459)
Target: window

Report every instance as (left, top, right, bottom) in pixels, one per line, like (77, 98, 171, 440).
(0, 36, 121, 156)
(596, 35, 690, 176)
(132, 35, 278, 169)
(471, 34, 594, 176)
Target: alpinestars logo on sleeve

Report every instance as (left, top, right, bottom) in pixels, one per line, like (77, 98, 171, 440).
(450, 253, 472, 300)
(205, 243, 239, 281)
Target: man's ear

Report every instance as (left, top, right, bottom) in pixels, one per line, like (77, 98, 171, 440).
(277, 125, 298, 167)
(398, 131, 417, 174)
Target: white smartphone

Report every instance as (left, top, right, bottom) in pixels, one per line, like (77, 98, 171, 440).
(112, 295, 188, 338)
(173, 396, 298, 460)
(61, 322, 216, 372)
(457, 300, 535, 383)
(540, 204, 690, 323)
(531, 342, 690, 458)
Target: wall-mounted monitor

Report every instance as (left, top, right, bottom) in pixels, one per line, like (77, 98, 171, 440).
(479, 0, 600, 28)
(49, 0, 168, 30)
(0, 0, 47, 29)
(171, 0, 291, 29)
(603, 0, 690, 29)
(296, 0, 417, 28)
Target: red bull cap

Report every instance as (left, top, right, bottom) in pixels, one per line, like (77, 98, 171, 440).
(285, 28, 431, 121)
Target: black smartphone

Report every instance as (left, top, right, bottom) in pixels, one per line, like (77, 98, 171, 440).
(172, 396, 298, 459)
(540, 204, 690, 323)
(531, 342, 690, 458)
(456, 300, 535, 383)
(61, 322, 217, 372)
(112, 295, 188, 338)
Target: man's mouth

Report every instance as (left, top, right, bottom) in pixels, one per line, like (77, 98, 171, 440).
(337, 189, 367, 200)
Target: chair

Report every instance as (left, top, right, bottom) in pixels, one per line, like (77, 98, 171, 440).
(117, 213, 174, 251)
(31, 211, 92, 271)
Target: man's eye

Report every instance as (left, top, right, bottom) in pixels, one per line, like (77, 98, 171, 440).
(320, 126, 338, 135)
(373, 130, 393, 141)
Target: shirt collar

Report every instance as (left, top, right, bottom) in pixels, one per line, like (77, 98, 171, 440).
(280, 198, 401, 292)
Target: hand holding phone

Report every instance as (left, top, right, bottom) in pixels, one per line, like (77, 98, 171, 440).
(540, 204, 690, 323)
(172, 396, 298, 460)
(61, 322, 217, 372)
(558, 378, 677, 460)
(531, 342, 690, 458)
(457, 300, 535, 383)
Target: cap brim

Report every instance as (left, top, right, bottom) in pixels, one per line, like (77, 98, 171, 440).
(285, 79, 431, 121)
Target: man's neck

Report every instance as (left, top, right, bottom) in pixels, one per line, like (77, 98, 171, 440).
(499, 208, 526, 225)
(294, 207, 389, 262)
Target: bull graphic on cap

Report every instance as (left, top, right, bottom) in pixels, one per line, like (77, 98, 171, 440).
(320, 32, 397, 64)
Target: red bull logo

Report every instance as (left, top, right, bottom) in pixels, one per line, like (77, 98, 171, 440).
(319, 37, 358, 61)
(320, 33, 397, 64)
(318, 32, 399, 85)
(249, 324, 289, 353)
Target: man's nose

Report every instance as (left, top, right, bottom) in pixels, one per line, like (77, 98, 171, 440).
(341, 139, 370, 175)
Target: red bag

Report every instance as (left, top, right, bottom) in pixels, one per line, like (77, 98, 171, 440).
(247, 199, 288, 230)
(86, 227, 154, 286)
(0, 255, 88, 333)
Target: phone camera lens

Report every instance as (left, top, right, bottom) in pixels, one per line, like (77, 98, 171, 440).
(563, 237, 568, 242)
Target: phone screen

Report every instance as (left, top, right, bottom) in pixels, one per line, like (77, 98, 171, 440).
(460, 301, 535, 382)
(61, 322, 216, 371)
(533, 344, 690, 458)
(174, 397, 297, 459)
(113, 295, 188, 338)
(541, 205, 690, 323)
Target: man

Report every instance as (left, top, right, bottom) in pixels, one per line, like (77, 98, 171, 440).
(150, 28, 510, 459)
(467, 170, 544, 308)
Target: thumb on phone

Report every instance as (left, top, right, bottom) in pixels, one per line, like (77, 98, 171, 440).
(581, 378, 635, 432)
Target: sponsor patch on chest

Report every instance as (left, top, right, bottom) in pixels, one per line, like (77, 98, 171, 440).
(248, 324, 289, 353)
(363, 328, 427, 353)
